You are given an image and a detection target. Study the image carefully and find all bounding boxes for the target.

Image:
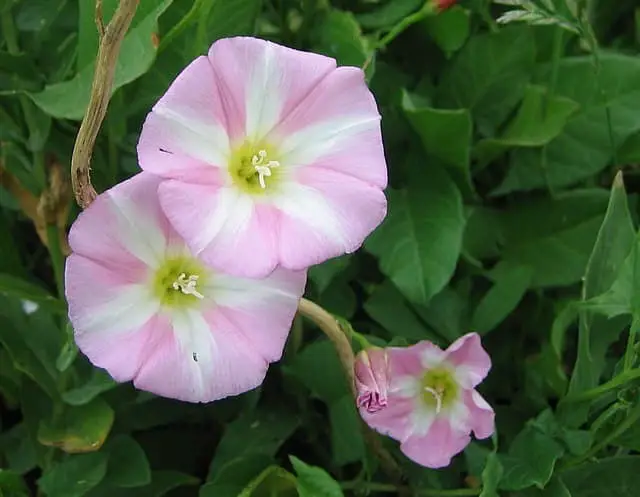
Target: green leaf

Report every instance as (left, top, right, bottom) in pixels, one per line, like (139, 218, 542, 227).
(356, 0, 423, 29)
(103, 435, 151, 488)
(402, 91, 474, 197)
(499, 426, 564, 491)
(284, 340, 349, 402)
(0, 273, 65, 314)
(479, 452, 504, 497)
(496, 54, 640, 193)
(437, 26, 535, 132)
(366, 165, 465, 305)
(519, 476, 572, 497)
(0, 469, 29, 497)
(329, 395, 365, 465)
(472, 265, 533, 334)
(88, 471, 199, 497)
(201, 0, 262, 49)
(237, 466, 297, 497)
(38, 453, 109, 497)
(200, 455, 274, 497)
(476, 84, 580, 166)
(309, 255, 352, 294)
(290, 456, 344, 497)
(38, 397, 114, 453)
(311, 9, 371, 68)
(0, 423, 37, 475)
(28, 0, 174, 119)
(62, 368, 117, 406)
(423, 5, 470, 55)
(562, 456, 640, 497)
(207, 407, 300, 480)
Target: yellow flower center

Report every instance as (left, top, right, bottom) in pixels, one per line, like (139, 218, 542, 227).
(228, 142, 282, 195)
(153, 256, 208, 308)
(420, 367, 459, 413)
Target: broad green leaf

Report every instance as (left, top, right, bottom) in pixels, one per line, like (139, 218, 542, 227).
(329, 395, 365, 465)
(402, 91, 474, 197)
(37, 453, 108, 497)
(237, 466, 297, 497)
(103, 435, 151, 488)
(200, 455, 274, 497)
(479, 452, 503, 497)
(88, 471, 198, 497)
(207, 407, 300, 480)
(200, 0, 262, 52)
(499, 426, 564, 491)
(38, 397, 114, 453)
(366, 166, 465, 305)
(284, 340, 349, 402)
(413, 285, 470, 343)
(562, 456, 640, 497)
(290, 456, 344, 497)
(496, 54, 640, 193)
(28, 0, 173, 119)
(0, 469, 29, 497)
(476, 85, 580, 165)
(567, 173, 635, 408)
(309, 255, 352, 294)
(311, 9, 371, 68)
(462, 207, 504, 262)
(437, 26, 535, 132)
(423, 5, 470, 55)
(519, 476, 572, 497)
(0, 273, 65, 314)
(356, 0, 423, 29)
(62, 368, 117, 406)
(472, 264, 533, 334)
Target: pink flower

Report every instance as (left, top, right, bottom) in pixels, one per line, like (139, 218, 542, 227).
(64, 172, 306, 403)
(355, 347, 390, 413)
(137, 36, 387, 278)
(359, 333, 495, 469)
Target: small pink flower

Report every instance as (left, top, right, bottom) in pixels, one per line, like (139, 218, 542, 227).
(64, 172, 306, 403)
(137, 36, 387, 278)
(355, 347, 390, 413)
(360, 333, 495, 469)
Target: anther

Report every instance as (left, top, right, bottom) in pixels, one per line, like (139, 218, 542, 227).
(172, 273, 204, 299)
(251, 149, 280, 189)
(424, 386, 443, 414)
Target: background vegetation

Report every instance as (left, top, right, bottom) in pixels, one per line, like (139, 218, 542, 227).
(1, 0, 640, 495)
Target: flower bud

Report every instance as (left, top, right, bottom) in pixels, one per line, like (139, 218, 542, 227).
(354, 347, 390, 413)
(432, 0, 457, 10)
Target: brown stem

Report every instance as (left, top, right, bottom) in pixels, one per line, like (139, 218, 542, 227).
(70, 0, 139, 208)
(297, 298, 406, 488)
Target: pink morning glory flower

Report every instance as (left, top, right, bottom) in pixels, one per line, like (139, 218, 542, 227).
(355, 347, 390, 413)
(137, 36, 387, 278)
(358, 333, 495, 468)
(64, 172, 306, 403)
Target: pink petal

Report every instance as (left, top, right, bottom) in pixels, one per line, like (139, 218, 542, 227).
(137, 56, 231, 181)
(446, 333, 491, 388)
(271, 66, 386, 189)
(359, 394, 415, 442)
(274, 167, 386, 270)
(208, 37, 336, 141)
(210, 267, 307, 362)
(133, 308, 269, 403)
(400, 417, 471, 469)
(464, 390, 495, 439)
(387, 345, 427, 380)
(158, 182, 280, 278)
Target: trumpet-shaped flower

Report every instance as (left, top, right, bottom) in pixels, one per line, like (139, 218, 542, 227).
(355, 347, 390, 413)
(358, 333, 494, 468)
(65, 173, 306, 403)
(137, 36, 387, 277)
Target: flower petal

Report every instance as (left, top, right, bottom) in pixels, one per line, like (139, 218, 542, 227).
(159, 182, 280, 277)
(400, 417, 471, 469)
(360, 394, 415, 442)
(137, 56, 231, 180)
(272, 66, 386, 188)
(133, 308, 269, 403)
(464, 390, 495, 439)
(274, 167, 386, 270)
(446, 333, 491, 388)
(207, 267, 306, 362)
(208, 37, 336, 142)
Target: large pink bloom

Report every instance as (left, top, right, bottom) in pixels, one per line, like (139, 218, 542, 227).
(137, 36, 387, 278)
(65, 172, 306, 403)
(358, 333, 495, 468)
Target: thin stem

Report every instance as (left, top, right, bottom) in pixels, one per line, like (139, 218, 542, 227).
(341, 481, 480, 496)
(1, 9, 19, 53)
(46, 224, 65, 297)
(375, 3, 436, 50)
(624, 316, 639, 371)
(561, 368, 640, 404)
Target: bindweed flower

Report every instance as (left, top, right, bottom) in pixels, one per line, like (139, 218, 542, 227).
(137, 36, 387, 278)
(358, 333, 494, 468)
(65, 172, 306, 403)
(355, 347, 390, 413)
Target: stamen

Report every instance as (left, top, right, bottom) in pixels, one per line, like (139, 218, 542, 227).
(251, 149, 280, 189)
(424, 386, 443, 414)
(172, 273, 204, 299)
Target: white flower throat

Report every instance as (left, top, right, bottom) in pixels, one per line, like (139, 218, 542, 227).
(251, 149, 280, 189)
(172, 273, 204, 300)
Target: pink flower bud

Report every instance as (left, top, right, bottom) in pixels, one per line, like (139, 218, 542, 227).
(355, 347, 390, 413)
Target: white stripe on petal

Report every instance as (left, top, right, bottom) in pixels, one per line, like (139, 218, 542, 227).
(410, 400, 438, 438)
(245, 42, 283, 141)
(391, 376, 421, 398)
(207, 272, 301, 310)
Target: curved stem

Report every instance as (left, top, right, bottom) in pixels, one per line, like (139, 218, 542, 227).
(297, 298, 406, 487)
(341, 480, 480, 496)
(562, 367, 640, 404)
